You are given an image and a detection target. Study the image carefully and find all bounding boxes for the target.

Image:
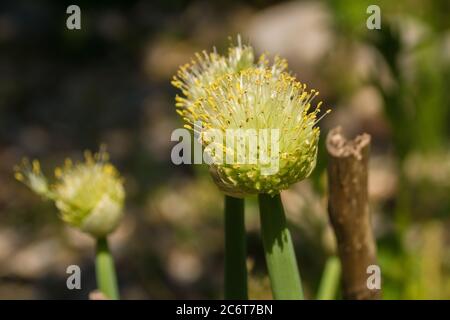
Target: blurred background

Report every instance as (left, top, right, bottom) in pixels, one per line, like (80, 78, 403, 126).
(0, 0, 449, 299)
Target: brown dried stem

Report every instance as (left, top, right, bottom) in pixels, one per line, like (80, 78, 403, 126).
(326, 127, 381, 300)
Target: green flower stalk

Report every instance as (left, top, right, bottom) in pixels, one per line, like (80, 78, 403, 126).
(173, 37, 328, 299)
(259, 193, 303, 299)
(14, 148, 124, 299)
(317, 256, 341, 300)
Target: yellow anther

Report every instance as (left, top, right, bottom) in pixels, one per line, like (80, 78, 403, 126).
(32, 160, 41, 173)
(14, 172, 24, 181)
(55, 167, 62, 178)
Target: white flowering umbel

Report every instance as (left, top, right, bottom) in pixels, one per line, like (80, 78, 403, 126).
(203, 69, 327, 196)
(172, 36, 288, 131)
(172, 38, 329, 196)
(14, 148, 125, 238)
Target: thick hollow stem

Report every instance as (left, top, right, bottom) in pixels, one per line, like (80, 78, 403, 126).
(224, 195, 248, 299)
(258, 193, 303, 300)
(317, 255, 341, 300)
(95, 237, 120, 300)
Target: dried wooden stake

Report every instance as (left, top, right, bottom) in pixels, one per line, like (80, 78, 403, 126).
(326, 126, 381, 300)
